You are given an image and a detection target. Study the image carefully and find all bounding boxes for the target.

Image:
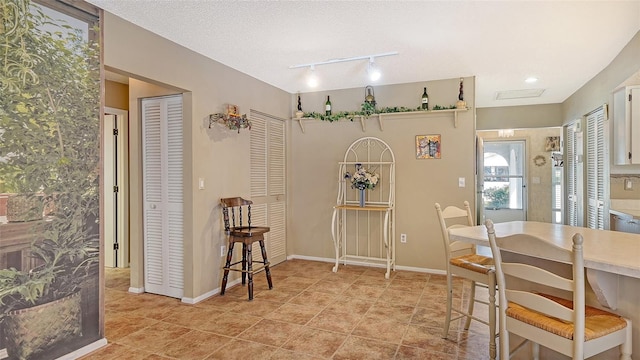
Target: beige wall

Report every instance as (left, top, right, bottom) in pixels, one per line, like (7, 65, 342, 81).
(105, 80, 129, 110)
(103, 11, 292, 300)
(289, 78, 476, 271)
(477, 103, 563, 130)
(561, 30, 640, 202)
(478, 128, 562, 223)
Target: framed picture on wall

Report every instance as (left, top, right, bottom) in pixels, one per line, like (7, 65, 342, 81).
(545, 136, 560, 151)
(416, 134, 441, 159)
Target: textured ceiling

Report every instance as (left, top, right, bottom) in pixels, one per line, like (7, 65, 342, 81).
(91, 0, 640, 108)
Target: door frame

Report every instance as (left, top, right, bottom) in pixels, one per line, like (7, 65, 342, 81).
(104, 107, 129, 268)
(477, 137, 529, 223)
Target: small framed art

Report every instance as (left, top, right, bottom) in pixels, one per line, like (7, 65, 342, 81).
(545, 136, 560, 152)
(416, 134, 441, 159)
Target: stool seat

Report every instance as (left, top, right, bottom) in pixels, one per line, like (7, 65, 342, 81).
(220, 197, 273, 300)
(229, 226, 270, 238)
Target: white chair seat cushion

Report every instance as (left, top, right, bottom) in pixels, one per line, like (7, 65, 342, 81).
(506, 293, 628, 341)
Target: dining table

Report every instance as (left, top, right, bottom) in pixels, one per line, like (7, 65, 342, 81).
(448, 221, 640, 359)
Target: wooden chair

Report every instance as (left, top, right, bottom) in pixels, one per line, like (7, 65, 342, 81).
(220, 197, 273, 300)
(485, 219, 632, 360)
(435, 201, 497, 360)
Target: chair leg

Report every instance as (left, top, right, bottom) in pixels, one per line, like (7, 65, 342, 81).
(241, 243, 247, 285)
(246, 243, 254, 300)
(259, 240, 273, 290)
(488, 274, 497, 360)
(442, 271, 454, 338)
(531, 342, 539, 360)
(620, 318, 632, 360)
(220, 242, 235, 295)
(465, 280, 476, 330)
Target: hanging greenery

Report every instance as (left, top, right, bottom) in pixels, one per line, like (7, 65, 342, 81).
(302, 102, 458, 122)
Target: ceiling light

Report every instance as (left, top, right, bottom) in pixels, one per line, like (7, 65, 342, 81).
(367, 58, 381, 82)
(525, 77, 538, 83)
(290, 51, 398, 86)
(307, 65, 318, 88)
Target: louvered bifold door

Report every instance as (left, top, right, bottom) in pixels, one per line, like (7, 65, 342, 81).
(586, 107, 606, 230)
(142, 95, 184, 299)
(565, 123, 579, 226)
(250, 111, 286, 265)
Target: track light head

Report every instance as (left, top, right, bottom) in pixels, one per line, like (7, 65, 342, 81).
(307, 65, 318, 88)
(367, 58, 381, 82)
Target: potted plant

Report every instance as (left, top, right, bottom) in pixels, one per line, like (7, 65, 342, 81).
(0, 0, 101, 357)
(0, 199, 99, 358)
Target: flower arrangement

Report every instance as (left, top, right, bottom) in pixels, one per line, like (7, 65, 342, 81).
(345, 164, 379, 190)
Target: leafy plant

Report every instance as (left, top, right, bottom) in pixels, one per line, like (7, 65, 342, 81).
(0, 0, 100, 324)
(484, 186, 510, 209)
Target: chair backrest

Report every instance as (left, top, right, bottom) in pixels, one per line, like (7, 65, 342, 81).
(220, 197, 253, 234)
(435, 201, 475, 261)
(484, 219, 585, 354)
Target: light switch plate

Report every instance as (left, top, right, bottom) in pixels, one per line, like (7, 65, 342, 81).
(198, 177, 205, 190)
(458, 177, 465, 187)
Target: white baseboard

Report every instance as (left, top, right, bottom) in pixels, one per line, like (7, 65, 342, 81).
(56, 338, 107, 360)
(181, 278, 241, 304)
(128, 286, 144, 294)
(286, 254, 445, 275)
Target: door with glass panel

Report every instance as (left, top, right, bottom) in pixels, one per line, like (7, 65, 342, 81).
(481, 140, 527, 223)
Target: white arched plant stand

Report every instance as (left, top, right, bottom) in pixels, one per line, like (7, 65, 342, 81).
(331, 137, 396, 279)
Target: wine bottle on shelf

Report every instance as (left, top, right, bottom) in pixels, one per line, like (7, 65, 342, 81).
(421, 87, 429, 110)
(325, 96, 332, 116)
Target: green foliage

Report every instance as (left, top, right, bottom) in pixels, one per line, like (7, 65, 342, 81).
(484, 186, 510, 209)
(0, 0, 100, 323)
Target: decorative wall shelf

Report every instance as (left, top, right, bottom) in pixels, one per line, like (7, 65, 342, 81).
(295, 108, 468, 133)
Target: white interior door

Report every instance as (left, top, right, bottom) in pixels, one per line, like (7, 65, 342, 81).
(249, 111, 286, 265)
(481, 140, 527, 223)
(585, 106, 609, 229)
(565, 121, 581, 226)
(142, 95, 184, 298)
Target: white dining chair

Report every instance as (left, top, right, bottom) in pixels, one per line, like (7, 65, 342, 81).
(485, 219, 632, 360)
(435, 201, 497, 360)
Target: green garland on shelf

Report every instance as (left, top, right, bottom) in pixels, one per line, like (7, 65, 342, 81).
(302, 103, 458, 122)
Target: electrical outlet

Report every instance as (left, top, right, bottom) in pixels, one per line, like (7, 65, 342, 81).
(400, 233, 407, 243)
(220, 245, 226, 257)
(625, 179, 633, 190)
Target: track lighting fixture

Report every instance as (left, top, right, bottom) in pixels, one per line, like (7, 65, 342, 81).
(290, 51, 398, 87)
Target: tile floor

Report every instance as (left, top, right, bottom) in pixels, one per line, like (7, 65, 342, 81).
(81, 259, 494, 360)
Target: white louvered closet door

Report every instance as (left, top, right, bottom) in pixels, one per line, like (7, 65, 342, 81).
(250, 111, 286, 265)
(586, 106, 606, 230)
(565, 123, 579, 226)
(142, 95, 184, 299)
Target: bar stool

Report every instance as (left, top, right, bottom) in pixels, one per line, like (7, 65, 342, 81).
(220, 197, 273, 300)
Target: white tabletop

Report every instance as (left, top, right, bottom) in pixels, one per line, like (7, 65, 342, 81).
(449, 221, 640, 280)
